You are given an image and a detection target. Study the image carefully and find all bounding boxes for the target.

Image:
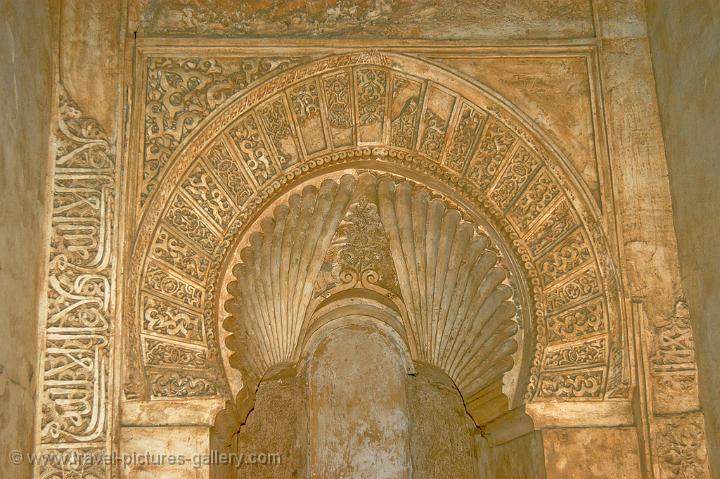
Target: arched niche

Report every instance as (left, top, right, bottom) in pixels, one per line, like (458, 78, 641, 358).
(122, 51, 626, 430)
(220, 170, 528, 427)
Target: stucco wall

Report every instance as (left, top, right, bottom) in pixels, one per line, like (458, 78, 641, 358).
(645, 1, 720, 475)
(223, 323, 479, 478)
(0, 0, 53, 476)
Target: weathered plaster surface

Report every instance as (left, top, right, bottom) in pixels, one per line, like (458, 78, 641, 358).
(439, 55, 602, 205)
(58, 0, 123, 137)
(542, 428, 642, 478)
(233, 373, 306, 478)
(216, 323, 480, 478)
(307, 322, 411, 478)
(0, 1, 53, 476)
(17, 0, 714, 477)
(476, 431, 547, 478)
(136, 0, 595, 39)
(120, 425, 212, 478)
(593, 1, 710, 475)
(645, 2, 720, 475)
(407, 363, 477, 478)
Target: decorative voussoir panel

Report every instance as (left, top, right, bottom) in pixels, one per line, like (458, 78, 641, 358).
(442, 102, 487, 173)
(141, 55, 302, 205)
(487, 145, 542, 211)
(542, 338, 607, 370)
(355, 66, 389, 143)
(536, 369, 604, 399)
(150, 224, 211, 283)
(388, 74, 422, 150)
(287, 78, 328, 155)
(227, 113, 281, 187)
(125, 52, 625, 410)
(201, 138, 255, 206)
(321, 69, 355, 147)
(545, 298, 607, 344)
(523, 199, 580, 257)
(141, 293, 205, 343)
(257, 95, 302, 169)
(417, 84, 457, 161)
(466, 118, 518, 190)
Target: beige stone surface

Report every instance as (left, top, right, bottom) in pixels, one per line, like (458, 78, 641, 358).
(232, 373, 306, 479)
(58, 0, 123, 138)
(0, 1, 53, 477)
(477, 431, 547, 478)
(120, 425, 212, 478)
(438, 55, 602, 205)
(594, 1, 711, 476)
(1, 1, 712, 478)
(122, 398, 227, 427)
(219, 321, 479, 478)
(407, 362, 477, 478)
(307, 321, 411, 478)
(645, 1, 720, 475)
(136, 0, 595, 40)
(542, 427, 643, 478)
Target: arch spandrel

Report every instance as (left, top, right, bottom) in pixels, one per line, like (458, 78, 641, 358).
(124, 51, 627, 421)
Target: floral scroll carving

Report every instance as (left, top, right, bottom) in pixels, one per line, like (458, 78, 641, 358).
(142, 56, 299, 204)
(655, 413, 709, 478)
(314, 196, 401, 299)
(126, 52, 628, 411)
(536, 370, 604, 399)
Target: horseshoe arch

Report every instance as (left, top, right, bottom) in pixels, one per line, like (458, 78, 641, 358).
(123, 51, 626, 430)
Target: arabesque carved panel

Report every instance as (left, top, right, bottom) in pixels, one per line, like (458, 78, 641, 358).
(125, 52, 623, 408)
(36, 87, 117, 477)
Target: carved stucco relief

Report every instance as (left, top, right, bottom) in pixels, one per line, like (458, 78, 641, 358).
(654, 412, 709, 479)
(141, 56, 303, 205)
(25, 1, 714, 477)
(438, 55, 603, 206)
(33, 37, 710, 477)
(649, 300, 700, 413)
(124, 52, 628, 418)
(35, 87, 118, 478)
(136, 0, 594, 39)
(223, 172, 521, 426)
(632, 299, 709, 477)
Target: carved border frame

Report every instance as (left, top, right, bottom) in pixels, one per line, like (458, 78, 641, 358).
(121, 49, 627, 409)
